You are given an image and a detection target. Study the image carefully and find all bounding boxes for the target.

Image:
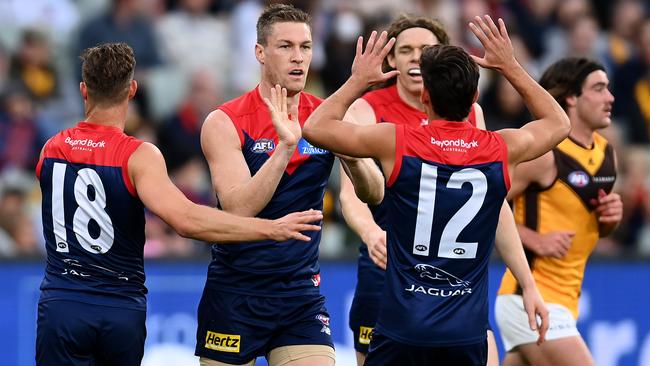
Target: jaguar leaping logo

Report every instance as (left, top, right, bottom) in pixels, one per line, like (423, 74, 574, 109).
(414, 264, 471, 287)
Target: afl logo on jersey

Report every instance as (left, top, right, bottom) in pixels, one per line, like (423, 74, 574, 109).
(251, 138, 275, 153)
(415, 245, 428, 252)
(568, 171, 590, 187)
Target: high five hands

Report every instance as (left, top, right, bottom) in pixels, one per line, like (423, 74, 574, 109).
(263, 85, 302, 148)
(469, 15, 518, 71)
(350, 31, 400, 87)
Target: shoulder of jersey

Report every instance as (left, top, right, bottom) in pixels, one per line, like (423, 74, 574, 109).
(219, 89, 264, 117)
(362, 86, 394, 106)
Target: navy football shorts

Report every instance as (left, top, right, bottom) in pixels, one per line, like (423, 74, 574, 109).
(365, 331, 487, 366)
(195, 288, 334, 364)
(36, 299, 146, 366)
(348, 292, 381, 354)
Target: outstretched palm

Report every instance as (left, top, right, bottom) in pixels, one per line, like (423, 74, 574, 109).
(263, 85, 301, 147)
(350, 30, 400, 87)
(468, 15, 517, 71)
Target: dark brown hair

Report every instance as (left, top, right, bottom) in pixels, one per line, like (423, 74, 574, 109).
(80, 43, 135, 106)
(256, 3, 311, 45)
(539, 57, 605, 111)
(420, 45, 479, 121)
(382, 15, 450, 85)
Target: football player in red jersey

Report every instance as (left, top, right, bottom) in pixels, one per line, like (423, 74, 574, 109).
(195, 4, 381, 366)
(339, 14, 542, 366)
(300, 15, 566, 366)
(35, 42, 322, 366)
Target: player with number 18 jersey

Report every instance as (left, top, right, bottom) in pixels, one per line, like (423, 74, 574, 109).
(36, 122, 147, 365)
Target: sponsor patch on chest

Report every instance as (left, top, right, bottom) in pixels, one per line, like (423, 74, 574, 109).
(298, 139, 328, 155)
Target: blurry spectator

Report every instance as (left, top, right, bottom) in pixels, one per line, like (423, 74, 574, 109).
(410, 0, 461, 43)
(158, 70, 221, 172)
(229, 0, 263, 96)
(157, 0, 231, 92)
(0, 0, 80, 47)
(603, 0, 646, 70)
(540, 0, 605, 70)
(616, 147, 650, 253)
(0, 87, 43, 171)
(320, 6, 365, 95)
(0, 170, 39, 257)
(143, 211, 197, 258)
(507, 0, 558, 58)
(481, 73, 532, 131)
(458, 0, 491, 55)
(612, 17, 650, 143)
(0, 45, 9, 93)
(9, 30, 60, 104)
(568, 15, 602, 57)
(77, 0, 162, 119)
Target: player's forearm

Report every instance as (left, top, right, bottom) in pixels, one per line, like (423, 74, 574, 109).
(219, 143, 295, 217)
(495, 202, 535, 290)
(303, 76, 368, 144)
(174, 203, 272, 243)
(517, 224, 543, 254)
(501, 63, 570, 144)
(340, 185, 382, 240)
(340, 157, 384, 205)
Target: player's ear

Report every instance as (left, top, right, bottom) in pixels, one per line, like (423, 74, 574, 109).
(128, 80, 138, 100)
(566, 95, 577, 108)
(387, 52, 396, 69)
(473, 89, 480, 104)
(255, 43, 265, 65)
(80, 82, 87, 100)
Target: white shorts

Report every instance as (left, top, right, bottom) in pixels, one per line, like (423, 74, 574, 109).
(495, 294, 580, 351)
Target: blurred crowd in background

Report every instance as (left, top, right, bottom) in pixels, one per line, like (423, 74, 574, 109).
(1, 0, 650, 260)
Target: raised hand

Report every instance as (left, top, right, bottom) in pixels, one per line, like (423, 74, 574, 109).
(350, 31, 400, 87)
(468, 15, 518, 71)
(270, 209, 323, 242)
(263, 84, 302, 148)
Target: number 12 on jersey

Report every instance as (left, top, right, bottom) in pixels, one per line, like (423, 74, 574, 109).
(413, 164, 487, 259)
(51, 162, 115, 254)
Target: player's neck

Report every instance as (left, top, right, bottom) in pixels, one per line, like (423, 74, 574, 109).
(395, 81, 424, 111)
(568, 119, 595, 148)
(257, 82, 301, 110)
(84, 102, 128, 130)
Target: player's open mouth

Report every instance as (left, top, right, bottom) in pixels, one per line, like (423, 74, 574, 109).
(289, 69, 304, 77)
(407, 68, 422, 80)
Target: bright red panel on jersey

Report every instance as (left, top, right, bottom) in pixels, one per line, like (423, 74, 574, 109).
(363, 84, 478, 128)
(219, 87, 325, 175)
(387, 120, 509, 189)
(36, 122, 143, 196)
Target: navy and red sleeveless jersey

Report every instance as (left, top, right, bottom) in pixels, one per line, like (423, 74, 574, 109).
(36, 122, 147, 310)
(355, 85, 478, 296)
(375, 120, 509, 346)
(205, 87, 334, 296)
